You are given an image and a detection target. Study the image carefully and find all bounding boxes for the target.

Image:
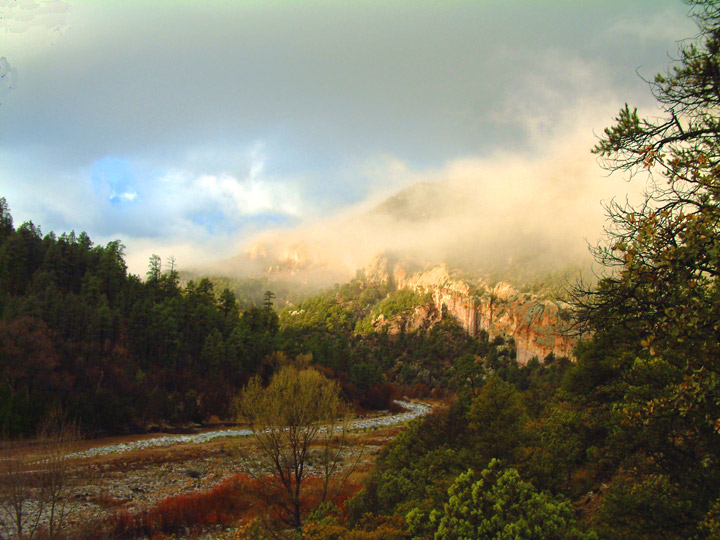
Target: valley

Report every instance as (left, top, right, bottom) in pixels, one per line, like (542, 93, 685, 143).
(1, 402, 431, 539)
(2, 2, 720, 537)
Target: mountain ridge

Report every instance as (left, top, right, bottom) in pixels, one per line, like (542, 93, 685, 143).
(362, 255, 576, 364)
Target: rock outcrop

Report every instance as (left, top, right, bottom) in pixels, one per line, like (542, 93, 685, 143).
(364, 257, 577, 364)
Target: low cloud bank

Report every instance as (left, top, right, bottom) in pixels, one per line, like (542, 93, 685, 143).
(216, 122, 637, 292)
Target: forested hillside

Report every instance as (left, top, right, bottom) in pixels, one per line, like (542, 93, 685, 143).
(0, 200, 280, 435)
(0, 198, 518, 435)
(2, 2, 720, 538)
(280, 1, 720, 536)
(297, 1, 720, 537)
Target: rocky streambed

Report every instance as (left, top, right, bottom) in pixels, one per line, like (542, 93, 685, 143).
(3, 401, 432, 539)
(73, 400, 431, 458)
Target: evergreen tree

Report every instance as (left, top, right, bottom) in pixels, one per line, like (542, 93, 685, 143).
(0, 197, 13, 246)
(575, 0, 720, 534)
(407, 460, 594, 540)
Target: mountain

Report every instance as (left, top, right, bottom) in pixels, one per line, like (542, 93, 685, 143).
(232, 177, 595, 296)
(370, 181, 470, 222)
(362, 255, 577, 364)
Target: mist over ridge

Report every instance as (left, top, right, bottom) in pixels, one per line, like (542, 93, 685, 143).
(209, 131, 633, 295)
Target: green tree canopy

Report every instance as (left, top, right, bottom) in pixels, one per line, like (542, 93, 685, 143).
(407, 460, 594, 540)
(237, 366, 351, 531)
(573, 0, 720, 534)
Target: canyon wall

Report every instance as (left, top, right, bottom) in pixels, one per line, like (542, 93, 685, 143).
(365, 257, 577, 364)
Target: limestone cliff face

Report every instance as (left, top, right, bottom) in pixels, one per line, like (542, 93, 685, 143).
(372, 304, 441, 335)
(246, 241, 318, 275)
(365, 257, 576, 364)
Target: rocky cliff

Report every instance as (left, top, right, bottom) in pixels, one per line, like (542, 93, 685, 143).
(364, 257, 577, 364)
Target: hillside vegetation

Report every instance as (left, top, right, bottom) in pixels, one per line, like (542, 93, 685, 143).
(0, 201, 511, 434)
(0, 204, 283, 435)
(2, 1, 720, 538)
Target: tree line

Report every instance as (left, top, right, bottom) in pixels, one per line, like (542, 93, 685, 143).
(0, 198, 493, 436)
(297, 1, 720, 537)
(0, 202, 280, 435)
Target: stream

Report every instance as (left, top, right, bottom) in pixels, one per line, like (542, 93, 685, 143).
(73, 400, 431, 458)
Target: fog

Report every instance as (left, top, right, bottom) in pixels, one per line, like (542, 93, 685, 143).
(3, 1, 688, 286)
(203, 117, 640, 294)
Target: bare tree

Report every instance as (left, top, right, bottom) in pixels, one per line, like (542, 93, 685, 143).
(236, 366, 358, 535)
(0, 412, 82, 540)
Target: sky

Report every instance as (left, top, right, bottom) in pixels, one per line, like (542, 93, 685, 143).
(0, 0, 698, 277)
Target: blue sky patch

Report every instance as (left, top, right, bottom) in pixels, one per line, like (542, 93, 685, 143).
(91, 157, 138, 205)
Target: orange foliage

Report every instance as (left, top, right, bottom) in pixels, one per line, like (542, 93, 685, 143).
(248, 475, 363, 530)
(140, 474, 257, 533)
(430, 386, 447, 399)
(82, 474, 260, 539)
(78, 474, 363, 539)
(301, 513, 409, 540)
(303, 477, 362, 515)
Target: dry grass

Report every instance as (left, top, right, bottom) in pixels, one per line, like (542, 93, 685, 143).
(1, 412, 419, 539)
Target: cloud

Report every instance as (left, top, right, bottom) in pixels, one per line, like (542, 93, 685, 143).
(604, 4, 696, 46)
(0, 1, 690, 166)
(0, 57, 18, 100)
(86, 157, 306, 275)
(0, 141, 305, 275)
(236, 99, 645, 290)
(157, 168, 302, 224)
(0, 0, 694, 278)
(0, 0, 69, 37)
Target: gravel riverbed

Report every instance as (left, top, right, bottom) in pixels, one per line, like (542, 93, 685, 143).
(73, 400, 431, 458)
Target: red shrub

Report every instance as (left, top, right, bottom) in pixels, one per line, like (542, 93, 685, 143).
(430, 386, 446, 399)
(113, 508, 135, 535)
(88, 473, 360, 539)
(361, 383, 402, 410)
(99, 473, 259, 538)
(92, 491, 126, 509)
(410, 382, 430, 398)
(146, 474, 256, 533)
